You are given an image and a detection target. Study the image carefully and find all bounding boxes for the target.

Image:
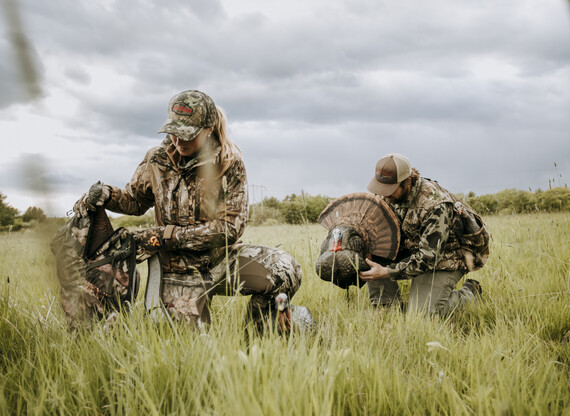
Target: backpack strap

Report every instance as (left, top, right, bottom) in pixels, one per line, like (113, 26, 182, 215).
(85, 254, 119, 271)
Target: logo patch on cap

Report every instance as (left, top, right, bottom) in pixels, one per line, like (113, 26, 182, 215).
(376, 169, 395, 184)
(172, 103, 193, 116)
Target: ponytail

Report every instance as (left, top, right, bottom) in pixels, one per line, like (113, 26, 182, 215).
(214, 106, 242, 176)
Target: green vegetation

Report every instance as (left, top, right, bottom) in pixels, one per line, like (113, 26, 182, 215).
(1, 213, 569, 414)
(0, 192, 19, 228)
(249, 187, 570, 225)
(249, 193, 333, 225)
(1, 186, 569, 229)
(463, 187, 570, 215)
(110, 209, 156, 229)
(21, 206, 47, 223)
(0, 192, 48, 232)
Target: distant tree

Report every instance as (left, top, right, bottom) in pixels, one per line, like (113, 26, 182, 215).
(247, 187, 570, 227)
(463, 187, 570, 215)
(535, 187, 570, 212)
(249, 196, 285, 225)
(21, 206, 47, 223)
(0, 192, 19, 226)
(249, 205, 283, 225)
(304, 194, 333, 222)
(263, 197, 281, 210)
(467, 194, 499, 215)
(492, 189, 527, 214)
(280, 192, 333, 224)
(282, 194, 306, 224)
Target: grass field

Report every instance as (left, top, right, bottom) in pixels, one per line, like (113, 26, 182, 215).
(1, 213, 569, 415)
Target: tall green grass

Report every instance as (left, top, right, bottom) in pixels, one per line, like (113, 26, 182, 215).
(1, 213, 569, 415)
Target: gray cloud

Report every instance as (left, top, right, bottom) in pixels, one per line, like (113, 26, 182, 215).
(1, 0, 569, 215)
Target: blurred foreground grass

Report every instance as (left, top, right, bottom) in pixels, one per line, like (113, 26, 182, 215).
(1, 213, 569, 415)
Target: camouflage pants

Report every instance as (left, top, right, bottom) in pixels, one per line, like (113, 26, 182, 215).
(161, 244, 302, 326)
(368, 270, 475, 315)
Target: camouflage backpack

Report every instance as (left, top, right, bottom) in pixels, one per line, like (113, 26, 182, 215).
(50, 207, 139, 331)
(430, 181, 491, 272)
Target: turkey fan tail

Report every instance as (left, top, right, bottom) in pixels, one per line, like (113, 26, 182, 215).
(366, 201, 400, 260)
(317, 192, 400, 260)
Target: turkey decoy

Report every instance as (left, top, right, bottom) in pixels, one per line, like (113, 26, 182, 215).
(315, 192, 401, 289)
(275, 293, 316, 335)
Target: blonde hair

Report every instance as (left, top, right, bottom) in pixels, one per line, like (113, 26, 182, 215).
(214, 105, 242, 176)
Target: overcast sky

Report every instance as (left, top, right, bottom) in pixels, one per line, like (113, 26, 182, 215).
(1, 0, 569, 216)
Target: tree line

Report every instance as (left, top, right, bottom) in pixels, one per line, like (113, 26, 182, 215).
(1, 186, 569, 231)
(249, 193, 333, 225)
(249, 187, 570, 225)
(460, 187, 570, 216)
(0, 192, 47, 231)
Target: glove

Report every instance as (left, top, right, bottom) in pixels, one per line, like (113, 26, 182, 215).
(132, 228, 165, 259)
(85, 181, 111, 211)
(73, 182, 111, 218)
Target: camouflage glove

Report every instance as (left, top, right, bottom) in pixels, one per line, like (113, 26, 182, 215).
(85, 181, 111, 211)
(73, 181, 111, 218)
(132, 227, 165, 259)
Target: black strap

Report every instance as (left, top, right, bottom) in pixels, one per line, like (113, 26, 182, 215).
(86, 254, 117, 271)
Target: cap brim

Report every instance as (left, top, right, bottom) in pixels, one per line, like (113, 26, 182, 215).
(158, 119, 202, 141)
(367, 177, 400, 197)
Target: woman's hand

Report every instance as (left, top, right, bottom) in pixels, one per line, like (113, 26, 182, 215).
(72, 182, 111, 218)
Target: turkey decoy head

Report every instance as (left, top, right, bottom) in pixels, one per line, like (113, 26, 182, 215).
(315, 225, 370, 289)
(275, 293, 292, 334)
(275, 293, 290, 312)
(274, 293, 316, 335)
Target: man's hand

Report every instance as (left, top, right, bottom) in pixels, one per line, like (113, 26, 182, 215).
(72, 181, 111, 218)
(359, 258, 391, 281)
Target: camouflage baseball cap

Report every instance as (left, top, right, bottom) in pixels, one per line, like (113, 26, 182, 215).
(367, 153, 411, 196)
(158, 90, 217, 141)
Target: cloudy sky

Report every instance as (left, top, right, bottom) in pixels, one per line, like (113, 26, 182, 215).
(1, 0, 569, 216)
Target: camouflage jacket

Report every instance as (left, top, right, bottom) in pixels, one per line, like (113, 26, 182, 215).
(106, 135, 249, 273)
(386, 178, 466, 280)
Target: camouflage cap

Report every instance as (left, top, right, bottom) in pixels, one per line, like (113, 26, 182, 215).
(158, 90, 217, 141)
(367, 153, 411, 196)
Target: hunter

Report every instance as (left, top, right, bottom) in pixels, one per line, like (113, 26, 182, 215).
(360, 153, 489, 315)
(75, 90, 301, 330)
